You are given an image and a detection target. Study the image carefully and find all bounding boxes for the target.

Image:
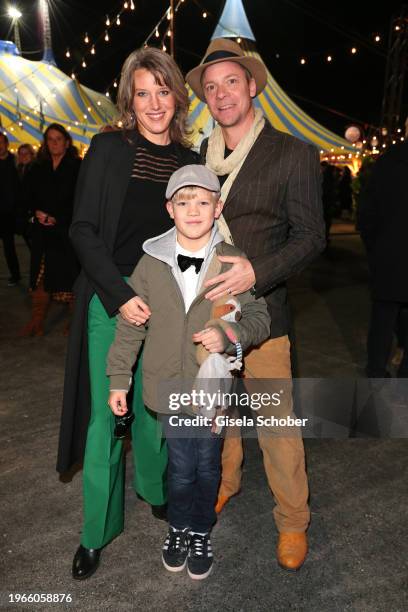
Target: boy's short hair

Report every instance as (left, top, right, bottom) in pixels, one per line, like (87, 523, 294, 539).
(171, 185, 220, 204)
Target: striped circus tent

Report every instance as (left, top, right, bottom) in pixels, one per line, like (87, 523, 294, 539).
(0, 40, 117, 153)
(188, 0, 356, 157)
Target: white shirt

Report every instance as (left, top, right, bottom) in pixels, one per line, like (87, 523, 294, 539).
(175, 242, 207, 312)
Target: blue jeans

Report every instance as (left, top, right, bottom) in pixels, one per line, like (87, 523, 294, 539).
(162, 415, 223, 532)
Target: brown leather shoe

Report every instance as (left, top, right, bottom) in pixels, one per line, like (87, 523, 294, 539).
(277, 532, 308, 571)
(215, 495, 230, 514)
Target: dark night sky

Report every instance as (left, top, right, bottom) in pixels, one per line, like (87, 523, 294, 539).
(0, 0, 406, 138)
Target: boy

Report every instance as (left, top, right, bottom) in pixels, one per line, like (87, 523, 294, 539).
(107, 165, 270, 579)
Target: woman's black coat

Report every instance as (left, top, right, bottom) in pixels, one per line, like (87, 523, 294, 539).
(358, 142, 408, 302)
(57, 129, 197, 474)
(28, 154, 81, 291)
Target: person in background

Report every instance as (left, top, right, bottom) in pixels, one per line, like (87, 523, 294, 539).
(0, 132, 21, 286)
(338, 166, 353, 219)
(359, 140, 408, 378)
(321, 161, 336, 245)
(19, 123, 81, 337)
(16, 143, 36, 250)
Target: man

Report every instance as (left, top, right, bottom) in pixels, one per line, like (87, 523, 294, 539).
(0, 133, 21, 286)
(186, 38, 325, 571)
(358, 140, 408, 378)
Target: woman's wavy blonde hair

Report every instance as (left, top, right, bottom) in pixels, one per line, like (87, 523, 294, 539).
(117, 47, 191, 147)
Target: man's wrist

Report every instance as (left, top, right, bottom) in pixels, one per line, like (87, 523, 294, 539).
(249, 285, 256, 296)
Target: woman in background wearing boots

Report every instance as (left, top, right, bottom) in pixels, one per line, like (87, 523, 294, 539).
(20, 123, 81, 336)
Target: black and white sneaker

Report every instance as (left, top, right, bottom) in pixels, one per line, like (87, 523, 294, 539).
(162, 527, 190, 572)
(187, 532, 213, 580)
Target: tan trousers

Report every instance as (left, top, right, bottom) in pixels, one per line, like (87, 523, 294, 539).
(219, 335, 310, 533)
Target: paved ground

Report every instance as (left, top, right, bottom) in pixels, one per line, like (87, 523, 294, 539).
(1, 227, 407, 612)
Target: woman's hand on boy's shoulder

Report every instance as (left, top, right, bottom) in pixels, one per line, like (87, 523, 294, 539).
(119, 295, 151, 326)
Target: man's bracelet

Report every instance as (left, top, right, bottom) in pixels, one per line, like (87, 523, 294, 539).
(249, 285, 256, 296)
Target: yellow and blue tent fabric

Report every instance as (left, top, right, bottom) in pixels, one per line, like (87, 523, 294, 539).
(188, 0, 355, 155)
(0, 40, 117, 151)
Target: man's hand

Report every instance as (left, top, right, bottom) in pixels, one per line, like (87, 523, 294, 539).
(119, 296, 151, 326)
(108, 390, 128, 416)
(193, 327, 225, 353)
(204, 255, 256, 301)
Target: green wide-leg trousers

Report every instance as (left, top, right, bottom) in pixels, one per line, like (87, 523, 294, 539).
(81, 294, 167, 549)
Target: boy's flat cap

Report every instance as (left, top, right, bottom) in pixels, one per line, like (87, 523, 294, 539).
(166, 164, 220, 200)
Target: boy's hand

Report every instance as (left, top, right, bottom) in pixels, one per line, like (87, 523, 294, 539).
(193, 327, 224, 353)
(108, 391, 128, 416)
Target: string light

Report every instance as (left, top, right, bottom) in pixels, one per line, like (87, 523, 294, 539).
(91, 46, 95, 55)
(395, 25, 401, 31)
(105, 91, 110, 97)
(397, 128, 402, 133)
(105, 15, 110, 26)
(130, 0, 135, 9)
(116, 15, 121, 25)
(84, 33, 89, 44)
(82, 58, 87, 68)
(300, 57, 306, 65)
(155, 28, 159, 38)
(237, 37, 241, 43)
(162, 43, 167, 51)
(113, 80, 118, 88)
(374, 35, 381, 42)
(104, 31, 110, 42)
(327, 55, 332, 62)
(65, 49, 70, 58)
(124, 1, 128, 8)
(167, 8, 171, 20)
(202, 11, 207, 18)
(167, 29, 171, 37)
(351, 47, 357, 54)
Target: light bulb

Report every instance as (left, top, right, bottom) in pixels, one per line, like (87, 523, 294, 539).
(65, 49, 70, 58)
(84, 33, 89, 44)
(105, 31, 109, 42)
(106, 15, 110, 26)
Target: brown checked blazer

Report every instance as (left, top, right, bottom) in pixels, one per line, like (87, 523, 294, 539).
(201, 121, 326, 338)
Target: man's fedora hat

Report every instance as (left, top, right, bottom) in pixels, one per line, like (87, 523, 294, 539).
(186, 38, 267, 102)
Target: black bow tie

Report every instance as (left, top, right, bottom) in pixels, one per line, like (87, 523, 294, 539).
(177, 253, 204, 274)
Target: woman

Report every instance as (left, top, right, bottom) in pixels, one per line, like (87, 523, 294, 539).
(20, 124, 81, 336)
(57, 47, 198, 580)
